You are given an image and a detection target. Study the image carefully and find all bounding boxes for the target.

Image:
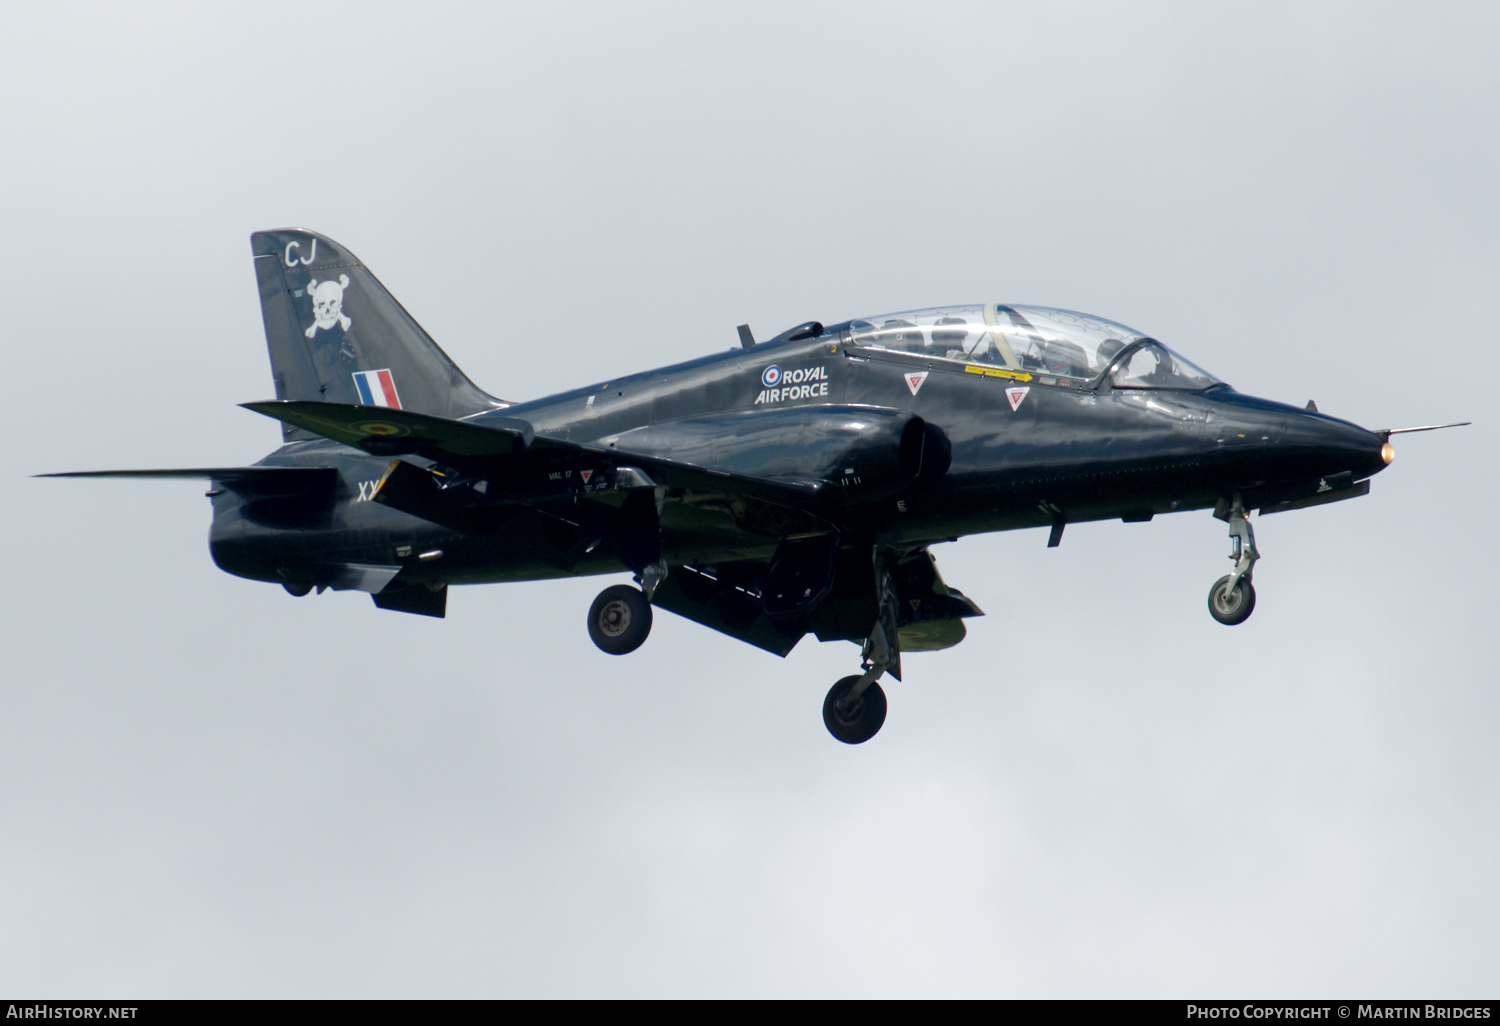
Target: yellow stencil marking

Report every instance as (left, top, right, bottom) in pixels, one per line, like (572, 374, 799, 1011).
(963, 365, 1032, 382)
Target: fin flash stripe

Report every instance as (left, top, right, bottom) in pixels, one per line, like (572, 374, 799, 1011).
(353, 369, 402, 409)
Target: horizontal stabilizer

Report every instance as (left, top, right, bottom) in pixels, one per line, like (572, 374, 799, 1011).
(39, 466, 336, 498)
(242, 401, 534, 458)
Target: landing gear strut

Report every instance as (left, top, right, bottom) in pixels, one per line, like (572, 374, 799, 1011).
(585, 475, 668, 656)
(823, 563, 901, 744)
(1208, 496, 1259, 626)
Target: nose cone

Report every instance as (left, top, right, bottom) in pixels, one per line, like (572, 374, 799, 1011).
(1204, 392, 1389, 484)
(1278, 409, 1390, 481)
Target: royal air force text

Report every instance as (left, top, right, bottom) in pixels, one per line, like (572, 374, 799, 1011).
(755, 366, 829, 406)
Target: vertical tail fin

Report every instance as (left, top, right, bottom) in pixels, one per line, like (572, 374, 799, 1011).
(251, 229, 507, 440)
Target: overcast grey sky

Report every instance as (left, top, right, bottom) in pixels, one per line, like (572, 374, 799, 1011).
(2, 0, 1495, 998)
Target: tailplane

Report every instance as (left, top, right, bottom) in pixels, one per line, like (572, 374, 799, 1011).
(251, 229, 508, 440)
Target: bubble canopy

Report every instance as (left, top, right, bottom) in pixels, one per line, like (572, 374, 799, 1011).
(843, 304, 1220, 390)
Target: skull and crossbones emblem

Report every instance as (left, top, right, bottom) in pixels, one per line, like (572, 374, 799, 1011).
(305, 275, 353, 338)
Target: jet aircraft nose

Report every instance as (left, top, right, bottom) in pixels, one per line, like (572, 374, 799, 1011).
(1277, 408, 1391, 481)
(1204, 392, 1389, 485)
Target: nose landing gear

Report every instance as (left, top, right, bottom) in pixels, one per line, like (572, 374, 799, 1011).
(823, 674, 887, 745)
(823, 633, 893, 745)
(1208, 496, 1259, 626)
(1208, 574, 1256, 625)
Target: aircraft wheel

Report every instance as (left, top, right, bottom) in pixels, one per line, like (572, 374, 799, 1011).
(1207, 575, 1256, 626)
(822, 675, 887, 745)
(282, 581, 313, 597)
(588, 585, 653, 655)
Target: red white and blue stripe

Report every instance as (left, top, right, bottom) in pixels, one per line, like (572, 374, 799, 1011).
(352, 369, 402, 408)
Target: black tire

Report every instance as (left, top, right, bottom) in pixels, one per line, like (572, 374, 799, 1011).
(1207, 575, 1256, 626)
(588, 585, 653, 655)
(822, 675, 888, 745)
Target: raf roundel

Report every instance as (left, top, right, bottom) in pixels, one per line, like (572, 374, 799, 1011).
(353, 421, 409, 438)
(762, 365, 782, 388)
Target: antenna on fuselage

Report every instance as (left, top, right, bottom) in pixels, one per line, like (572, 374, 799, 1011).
(737, 324, 757, 349)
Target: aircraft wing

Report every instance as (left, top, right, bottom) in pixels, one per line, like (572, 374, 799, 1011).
(241, 401, 535, 457)
(243, 400, 830, 511)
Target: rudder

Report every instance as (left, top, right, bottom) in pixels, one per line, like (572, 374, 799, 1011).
(251, 229, 507, 439)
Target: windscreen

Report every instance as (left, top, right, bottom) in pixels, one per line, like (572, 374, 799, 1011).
(1108, 340, 1220, 390)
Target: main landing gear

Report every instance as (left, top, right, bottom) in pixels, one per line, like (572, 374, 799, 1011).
(1208, 496, 1259, 626)
(823, 568, 901, 744)
(587, 585, 652, 654)
(586, 561, 667, 656)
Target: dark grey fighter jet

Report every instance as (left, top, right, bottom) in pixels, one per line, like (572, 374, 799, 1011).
(46, 230, 1466, 744)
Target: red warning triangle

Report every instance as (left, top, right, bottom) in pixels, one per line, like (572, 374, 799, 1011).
(580, 469, 594, 484)
(1005, 386, 1030, 412)
(905, 371, 929, 396)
